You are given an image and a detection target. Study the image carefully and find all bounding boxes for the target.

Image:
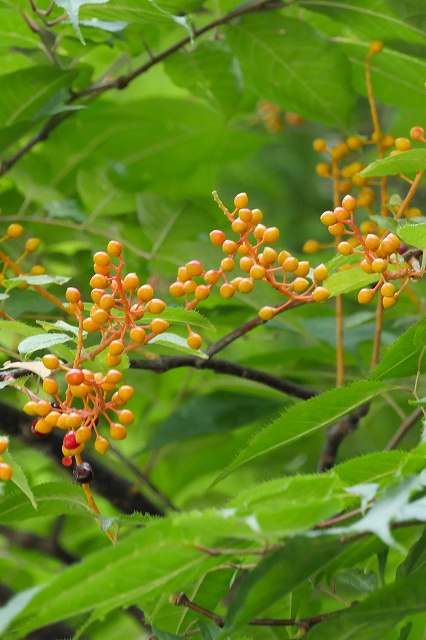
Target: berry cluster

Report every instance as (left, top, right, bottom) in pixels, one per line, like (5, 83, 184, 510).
(169, 192, 332, 333)
(0, 222, 44, 286)
(0, 436, 12, 481)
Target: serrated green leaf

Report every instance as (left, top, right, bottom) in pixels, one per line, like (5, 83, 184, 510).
(2, 274, 70, 289)
(397, 222, 426, 249)
(149, 332, 208, 358)
(227, 14, 353, 126)
(198, 620, 221, 640)
(18, 332, 73, 356)
(370, 318, 426, 380)
(144, 307, 215, 331)
(214, 381, 392, 484)
(306, 568, 426, 640)
(0, 586, 43, 637)
(0, 482, 91, 523)
(2, 450, 37, 510)
(360, 149, 426, 177)
(152, 626, 183, 640)
(36, 319, 81, 337)
(324, 266, 379, 296)
(54, 0, 110, 43)
(370, 215, 400, 234)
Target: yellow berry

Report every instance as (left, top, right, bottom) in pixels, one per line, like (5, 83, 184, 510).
(220, 283, 235, 299)
(360, 220, 378, 234)
(186, 261, 203, 277)
(263, 227, 279, 243)
(251, 209, 263, 224)
(7, 223, 24, 238)
(239, 208, 253, 223)
(383, 295, 397, 308)
(204, 270, 221, 285)
(123, 272, 140, 290)
(234, 193, 248, 209)
(313, 138, 327, 152)
(222, 239, 237, 254)
(381, 282, 396, 297)
(109, 340, 124, 356)
(106, 354, 122, 367)
(320, 210, 337, 226)
(337, 241, 352, 256)
(369, 40, 383, 54)
(90, 308, 109, 325)
(295, 261, 310, 277)
(107, 240, 122, 256)
(313, 263, 328, 282)
(150, 318, 169, 334)
(76, 426, 92, 443)
(36, 400, 51, 417)
(360, 259, 374, 274)
(312, 287, 330, 303)
(346, 135, 363, 150)
(69, 384, 90, 398)
(90, 274, 108, 289)
(381, 233, 400, 254)
(209, 229, 226, 246)
(372, 258, 387, 273)
(95, 436, 109, 454)
(238, 278, 254, 293)
(258, 306, 275, 321)
(239, 256, 253, 272)
(342, 195, 357, 211)
(83, 318, 99, 333)
(137, 284, 154, 302)
(31, 265, 45, 275)
(358, 288, 375, 304)
(35, 419, 52, 434)
(130, 327, 146, 343)
(195, 285, 210, 300)
(25, 237, 41, 252)
(253, 224, 266, 240)
(262, 247, 277, 264)
(395, 137, 411, 151)
(0, 463, 12, 481)
(93, 251, 110, 267)
(147, 298, 166, 314)
(328, 222, 345, 237)
(405, 207, 421, 218)
(43, 377, 58, 395)
(221, 257, 235, 272)
(110, 423, 127, 440)
(238, 243, 249, 256)
(187, 333, 202, 350)
(183, 280, 197, 294)
(293, 277, 309, 293)
(250, 264, 266, 280)
(316, 162, 330, 177)
(283, 256, 298, 272)
(303, 240, 321, 254)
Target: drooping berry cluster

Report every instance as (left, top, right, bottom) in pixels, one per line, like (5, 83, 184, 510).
(0, 222, 44, 286)
(0, 436, 12, 481)
(168, 192, 332, 332)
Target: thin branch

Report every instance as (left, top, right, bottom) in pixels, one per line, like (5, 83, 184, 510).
(171, 592, 357, 630)
(318, 403, 370, 472)
(0, 400, 164, 516)
(130, 354, 318, 400)
(0, 0, 282, 177)
(385, 408, 423, 450)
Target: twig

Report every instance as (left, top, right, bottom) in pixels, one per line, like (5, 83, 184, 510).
(0, 0, 282, 177)
(385, 408, 423, 450)
(130, 354, 318, 400)
(318, 403, 370, 472)
(170, 592, 356, 630)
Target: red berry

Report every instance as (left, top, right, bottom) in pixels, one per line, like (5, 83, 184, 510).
(62, 456, 73, 467)
(63, 431, 78, 450)
(66, 368, 85, 385)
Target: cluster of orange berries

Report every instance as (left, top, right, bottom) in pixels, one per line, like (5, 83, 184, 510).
(0, 437, 12, 481)
(319, 194, 421, 308)
(169, 192, 332, 330)
(0, 221, 44, 287)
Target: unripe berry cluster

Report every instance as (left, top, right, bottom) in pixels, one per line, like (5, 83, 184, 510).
(0, 436, 12, 481)
(0, 220, 44, 288)
(169, 191, 332, 328)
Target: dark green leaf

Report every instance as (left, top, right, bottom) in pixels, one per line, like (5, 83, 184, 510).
(370, 318, 426, 380)
(18, 332, 73, 356)
(397, 222, 426, 249)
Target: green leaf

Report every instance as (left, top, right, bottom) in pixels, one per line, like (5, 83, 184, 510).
(370, 215, 400, 234)
(227, 14, 353, 126)
(360, 149, 426, 177)
(224, 538, 350, 632)
(36, 319, 81, 337)
(198, 620, 222, 640)
(397, 222, 426, 249)
(18, 332, 73, 356)
(306, 568, 426, 640)
(324, 266, 379, 296)
(214, 381, 391, 483)
(370, 318, 426, 380)
(0, 482, 92, 523)
(0, 587, 43, 636)
(146, 391, 285, 450)
(149, 332, 208, 358)
(152, 626, 183, 640)
(1, 450, 37, 510)
(54, 0, 110, 43)
(2, 274, 70, 289)
(144, 307, 215, 331)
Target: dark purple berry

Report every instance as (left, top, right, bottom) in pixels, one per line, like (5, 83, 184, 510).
(73, 462, 94, 484)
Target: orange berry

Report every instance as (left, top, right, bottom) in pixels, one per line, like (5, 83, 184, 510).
(90, 288, 104, 304)
(150, 318, 169, 334)
(75, 426, 92, 443)
(283, 256, 298, 272)
(220, 283, 235, 299)
(395, 137, 411, 151)
(334, 207, 348, 222)
(169, 281, 185, 297)
(90, 274, 108, 289)
(83, 318, 99, 333)
(239, 208, 253, 223)
(69, 384, 90, 398)
(147, 298, 166, 314)
(109, 340, 124, 356)
(204, 270, 221, 285)
(209, 230, 226, 246)
(7, 223, 24, 238)
(35, 419, 52, 434)
(98, 294, 114, 310)
(313, 263, 328, 282)
(251, 208, 263, 224)
(45, 411, 61, 427)
(36, 400, 51, 417)
(187, 333, 202, 350)
(137, 284, 154, 302)
(238, 278, 254, 293)
(312, 287, 330, 303)
(295, 261, 310, 277)
(293, 277, 309, 293)
(186, 261, 203, 277)
(23, 401, 38, 415)
(56, 413, 69, 429)
(263, 227, 279, 243)
(328, 222, 345, 237)
(410, 126, 424, 141)
(320, 211, 337, 226)
(42, 354, 60, 370)
(66, 412, 83, 429)
(107, 240, 122, 256)
(90, 308, 109, 325)
(25, 237, 41, 252)
(360, 259, 374, 274)
(369, 40, 383, 54)
(43, 377, 58, 395)
(238, 243, 249, 256)
(0, 437, 8, 454)
(177, 267, 188, 282)
(221, 240, 237, 254)
(182, 280, 196, 294)
(106, 354, 122, 367)
(372, 258, 387, 273)
(316, 162, 330, 177)
(93, 251, 110, 267)
(221, 257, 235, 272)
(31, 265, 45, 275)
(106, 369, 123, 385)
(234, 192, 248, 209)
(130, 327, 146, 343)
(406, 207, 421, 218)
(258, 306, 275, 321)
(250, 264, 266, 280)
(381, 233, 400, 254)
(303, 240, 321, 254)
(358, 288, 375, 304)
(95, 436, 109, 454)
(65, 287, 80, 304)
(381, 282, 396, 297)
(254, 224, 266, 240)
(313, 138, 327, 152)
(337, 241, 353, 256)
(0, 463, 12, 481)
(195, 285, 210, 300)
(230, 277, 242, 290)
(346, 135, 363, 150)
(262, 247, 277, 264)
(365, 234, 381, 250)
(239, 256, 253, 272)
(109, 422, 127, 440)
(118, 409, 134, 425)
(118, 385, 134, 402)
(123, 272, 140, 290)
(383, 295, 397, 308)
(231, 218, 247, 234)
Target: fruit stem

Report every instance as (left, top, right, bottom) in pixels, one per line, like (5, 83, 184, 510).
(75, 452, 115, 543)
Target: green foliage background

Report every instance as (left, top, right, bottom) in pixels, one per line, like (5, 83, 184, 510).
(0, 1, 425, 638)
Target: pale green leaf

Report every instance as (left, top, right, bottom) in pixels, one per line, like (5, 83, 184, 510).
(324, 266, 379, 296)
(360, 149, 426, 177)
(0, 482, 92, 523)
(1, 450, 37, 510)
(18, 332, 73, 356)
(144, 307, 215, 331)
(397, 222, 426, 249)
(2, 274, 70, 289)
(54, 0, 110, 43)
(149, 332, 208, 358)
(370, 318, 426, 380)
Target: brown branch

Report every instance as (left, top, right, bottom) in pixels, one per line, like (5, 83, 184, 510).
(171, 592, 356, 630)
(385, 407, 423, 450)
(0, 0, 283, 177)
(130, 354, 318, 400)
(318, 403, 370, 472)
(0, 400, 164, 516)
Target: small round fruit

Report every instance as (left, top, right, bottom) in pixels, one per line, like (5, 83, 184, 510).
(95, 436, 109, 454)
(118, 385, 134, 402)
(295, 261, 310, 277)
(251, 208, 263, 224)
(209, 230, 226, 246)
(204, 270, 221, 285)
(43, 378, 58, 395)
(371, 258, 387, 273)
(186, 261, 203, 277)
(106, 369, 123, 385)
(341, 195, 357, 211)
(220, 283, 235, 299)
(253, 224, 266, 240)
(118, 409, 134, 425)
(263, 227, 279, 243)
(320, 211, 337, 227)
(36, 400, 52, 417)
(238, 208, 252, 223)
(360, 259, 374, 274)
(313, 263, 328, 282)
(123, 272, 140, 290)
(222, 239, 237, 254)
(107, 240, 122, 256)
(91, 308, 109, 325)
(73, 462, 94, 484)
(313, 138, 327, 152)
(75, 426, 92, 443)
(63, 431, 78, 450)
(62, 456, 73, 468)
(25, 237, 41, 252)
(259, 306, 275, 321)
(83, 318, 99, 333)
(234, 192, 248, 209)
(169, 281, 185, 297)
(0, 437, 8, 454)
(147, 298, 166, 314)
(312, 287, 330, 303)
(337, 242, 352, 256)
(231, 218, 247, 234)
(90, 274, 108, 289)
(42, 354, 60, 370)
(303, 240, 321, 254)
(369, 40, 383, 54)
(110, 423, 127, 440)
(238, 278, 254, 293)
(365, 234, 381, 251)
(328, 222, 345, 237)
(381, 282, 396, 297)
(220, 257, 235, 272)
(382, 295, 397, 308)
(99, 294, 115, 310)
(150, 318, 169, 334)
(109, 340, 124, 356)
(381, 233, 400, 254)
(130, 327, 146, 343)
(0, 463, 13, 481)
(66, 369, 85, 385)
(358, 288, 375, 304)
(283, 257, 298, 272)
(395, 137, 411, 151)
(293, 277, 309, 293)
(7, 223, 24, 238)
(93, 251, 110, 267)
(34, 419, 52, 435)
(137, 284, 154, 302)
(250, 265, 265, 280)
(23, 401, 38, 416)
